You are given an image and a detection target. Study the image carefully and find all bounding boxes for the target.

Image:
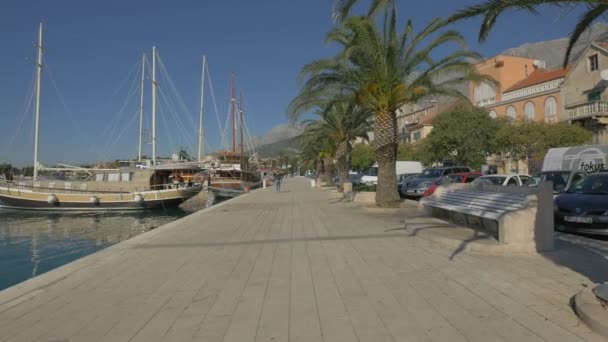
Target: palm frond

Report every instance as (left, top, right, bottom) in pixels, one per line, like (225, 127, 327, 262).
(565, 3, 608, 67)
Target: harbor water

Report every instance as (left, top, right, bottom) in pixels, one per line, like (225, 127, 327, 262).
(0, 192, 216, 291)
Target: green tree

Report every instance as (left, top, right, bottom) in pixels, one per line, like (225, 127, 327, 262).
(497, 121, 592, 173)
(351, 143, 376, 171)
(290, 9, 487, 206)
(424, 106, 506, 169)
(447, 0, 606, 67)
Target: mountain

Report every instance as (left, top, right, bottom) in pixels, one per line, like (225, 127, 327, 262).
(501, 22, 608, 68)
(254, 137, 301, 158)
(250, 124, 303, 147)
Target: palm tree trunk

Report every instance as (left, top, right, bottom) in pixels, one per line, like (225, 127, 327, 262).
(316, 158, 323, 181)
(336, 141, 348, 192)
(323, 157, 334, 185)
(374, 110, 400, 207)
(341, 141, 352, 193)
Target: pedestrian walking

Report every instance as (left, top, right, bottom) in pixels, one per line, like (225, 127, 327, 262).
(274, 172, 282, 192)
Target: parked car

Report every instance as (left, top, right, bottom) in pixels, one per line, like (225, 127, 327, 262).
(554, 173, 608, 235)
(400, 166, 473, 197)
(530, 170, 587, 194)
(422, 172, 482, 197)
(360, 161, 423, 185)
(472, 174, 531, 186)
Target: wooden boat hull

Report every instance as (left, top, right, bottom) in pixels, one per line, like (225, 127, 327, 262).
(206, 180, 261, 198)
(0, 186, 201, 211)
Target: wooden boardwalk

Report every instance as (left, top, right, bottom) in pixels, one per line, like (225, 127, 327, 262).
(0, 177, 605, 342)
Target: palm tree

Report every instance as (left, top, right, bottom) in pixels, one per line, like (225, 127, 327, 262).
(333, 0, 394, 22)
(308, 100, 372, 191)
(336, 1, 605, 67)
(297, 120, 337, 185)
(290, 9, 488, 207)
(447, 0, 607, 67)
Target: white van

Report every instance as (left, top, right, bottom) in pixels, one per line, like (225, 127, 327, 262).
(359, 161, 423, 185)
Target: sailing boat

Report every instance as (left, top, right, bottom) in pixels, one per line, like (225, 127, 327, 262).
(0, 24, 202, 211)
(204, 73, 261, 198)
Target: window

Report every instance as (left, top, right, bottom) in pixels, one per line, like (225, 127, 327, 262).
(121, 172, 131, 181)
(589, 54, 599, 71)
(443, 169, 453, 175)
(544, 97, 557, 122)
(507, 177, 518, 186)
(107, 173, 120, 182)
(572, 173, 585, 186)
(413, 131, 421, 141)
(519, 175, 531, 185)
(95, 174, 104, 182)
(474, 81, 497, 105)
(506, 106, 516, 120)
(588, 91, 601, 102)
(524, 102, 535, 120)
(489, 110, 497, 119)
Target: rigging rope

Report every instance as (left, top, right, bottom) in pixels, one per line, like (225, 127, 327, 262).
(4, 69, 36, 154)
(204, 64, 228, 151)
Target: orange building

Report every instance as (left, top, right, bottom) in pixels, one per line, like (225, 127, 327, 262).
(471, 55, 570, 122)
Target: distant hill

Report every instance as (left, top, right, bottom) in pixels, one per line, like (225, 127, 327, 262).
(501, 22, 608, 68)
(253, 136, 301, 158)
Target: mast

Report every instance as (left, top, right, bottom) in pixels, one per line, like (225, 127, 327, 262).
(151, 46, 157, 165)
(198, 56, 206, 161)
(239, 91, 244, 180)
(231, 72, 236, 153)
(33, 23, 43, 180)
(138, 53, 145, 162)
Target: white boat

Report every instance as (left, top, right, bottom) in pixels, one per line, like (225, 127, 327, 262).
(0, 24, 202, 211)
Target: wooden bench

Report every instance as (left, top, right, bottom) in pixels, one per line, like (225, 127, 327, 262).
(419, 183, 554, 253)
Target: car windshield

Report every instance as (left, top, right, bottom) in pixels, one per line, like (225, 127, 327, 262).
(447, 175, 464, 183)
(567, 175, 608, 195)
(419, 169, 443, 178)
(534, 172, 569, 185)
(473, 176, 506, 185)
(436, 176, 452, 185)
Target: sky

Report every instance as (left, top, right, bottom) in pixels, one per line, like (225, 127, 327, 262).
(0, 0, 589, 166)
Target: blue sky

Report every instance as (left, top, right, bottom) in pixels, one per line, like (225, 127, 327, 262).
(0, 0, 588, 166)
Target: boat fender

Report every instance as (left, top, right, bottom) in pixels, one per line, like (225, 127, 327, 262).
(47, 194, 58, 205)
(134, 194, 144, 203)
(89, 196, 100, 205)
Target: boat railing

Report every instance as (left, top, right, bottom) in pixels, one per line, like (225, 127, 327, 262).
(0, 180, 203, 195)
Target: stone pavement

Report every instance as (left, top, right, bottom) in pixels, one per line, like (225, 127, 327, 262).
(0, 177, 606, 341)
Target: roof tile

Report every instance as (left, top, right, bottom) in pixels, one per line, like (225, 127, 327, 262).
(504, 66, 571, 93)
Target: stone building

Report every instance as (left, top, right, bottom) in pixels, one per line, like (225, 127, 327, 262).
(561, 42, 608, 144)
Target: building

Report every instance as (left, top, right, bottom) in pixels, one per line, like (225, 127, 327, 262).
(470, 55, 569, 122)
(561, 42, 608, 144)
(396, 99, 468, 144)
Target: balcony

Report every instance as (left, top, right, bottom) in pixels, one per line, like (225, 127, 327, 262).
(566, 101, 608, 120)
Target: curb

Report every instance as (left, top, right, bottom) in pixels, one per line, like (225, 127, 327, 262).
(573, 285, 608, 338)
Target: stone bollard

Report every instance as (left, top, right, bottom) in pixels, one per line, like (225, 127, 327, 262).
(263, 179, 267, 189)
(310, 179, 316, 188)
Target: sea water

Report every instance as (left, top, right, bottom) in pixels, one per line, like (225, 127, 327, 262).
(0, 194, 218, 291)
